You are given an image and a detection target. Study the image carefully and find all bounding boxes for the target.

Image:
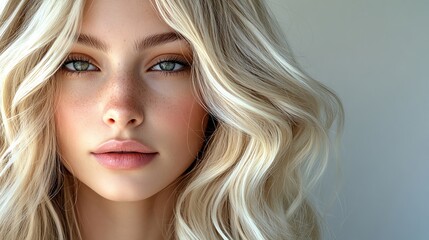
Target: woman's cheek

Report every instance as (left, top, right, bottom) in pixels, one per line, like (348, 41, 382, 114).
(154, 96, 207, 155)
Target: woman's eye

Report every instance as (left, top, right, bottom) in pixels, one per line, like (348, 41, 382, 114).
(151, 61, 186, 72)
(63, 60, 98, 72)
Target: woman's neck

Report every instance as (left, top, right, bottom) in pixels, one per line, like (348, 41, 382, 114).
(76, 184, 175, 240)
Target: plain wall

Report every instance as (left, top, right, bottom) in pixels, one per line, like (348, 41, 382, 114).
(267, 0, 429, 239)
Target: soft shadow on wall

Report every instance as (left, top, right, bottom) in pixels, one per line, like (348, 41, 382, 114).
(268, 0, 429, 239)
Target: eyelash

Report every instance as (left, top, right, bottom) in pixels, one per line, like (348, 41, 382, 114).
(60, 55, 191, 76)
(151, 56, 190, 76)
(61, 56, 99, 76)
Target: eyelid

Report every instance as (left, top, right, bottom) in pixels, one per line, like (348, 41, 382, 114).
(64, 53, 96, 63)
(60, 53, 192, 76)
(148, 55, 191, 71)
(61, 54, 100, 73)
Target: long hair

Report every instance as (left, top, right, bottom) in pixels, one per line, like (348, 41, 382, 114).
(0, 0, 343, 239)
(154, 1, 343, 239)
(0, 1, 84, 239)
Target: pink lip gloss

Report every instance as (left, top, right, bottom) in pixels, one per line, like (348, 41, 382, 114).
(92, 140, 158, 170)
(92, 152, 157, 169)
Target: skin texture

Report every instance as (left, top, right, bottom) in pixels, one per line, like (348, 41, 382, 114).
(54, 0, 208, 239)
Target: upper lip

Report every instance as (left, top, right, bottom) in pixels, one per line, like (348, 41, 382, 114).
(92, 140, 156, 154)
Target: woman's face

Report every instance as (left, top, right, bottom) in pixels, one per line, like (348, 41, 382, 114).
(55, 0, 207, 201)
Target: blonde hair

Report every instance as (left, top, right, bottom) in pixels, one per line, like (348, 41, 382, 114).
(0, 1, 83, 239)
(0, 0, 343, 239)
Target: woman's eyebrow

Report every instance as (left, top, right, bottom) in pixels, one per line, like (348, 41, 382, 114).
(76, 34, 108, 52)
(134, 32, 184, 51)
(75, 32, 184, 52)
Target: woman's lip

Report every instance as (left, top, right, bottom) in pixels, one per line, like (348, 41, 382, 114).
(92, 152, 157, 169)
(92, 140, 156, 154)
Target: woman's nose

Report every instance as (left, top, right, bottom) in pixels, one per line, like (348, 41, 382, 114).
(103, 107, 143, 128)
(102, 76, 144, 129)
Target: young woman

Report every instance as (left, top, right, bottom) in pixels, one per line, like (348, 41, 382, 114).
(0, 0, 343, 239)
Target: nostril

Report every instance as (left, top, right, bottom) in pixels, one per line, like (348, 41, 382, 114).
(107, 118, 115, 124)
(103, 109, 143, 127)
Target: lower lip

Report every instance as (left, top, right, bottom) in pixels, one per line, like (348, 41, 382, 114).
(92, 152, 157, 170)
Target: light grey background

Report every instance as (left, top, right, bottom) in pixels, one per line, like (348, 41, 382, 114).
(268, 0, 429, 239)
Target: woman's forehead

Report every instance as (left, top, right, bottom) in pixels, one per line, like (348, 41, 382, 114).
(81, 0, 173, 43)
